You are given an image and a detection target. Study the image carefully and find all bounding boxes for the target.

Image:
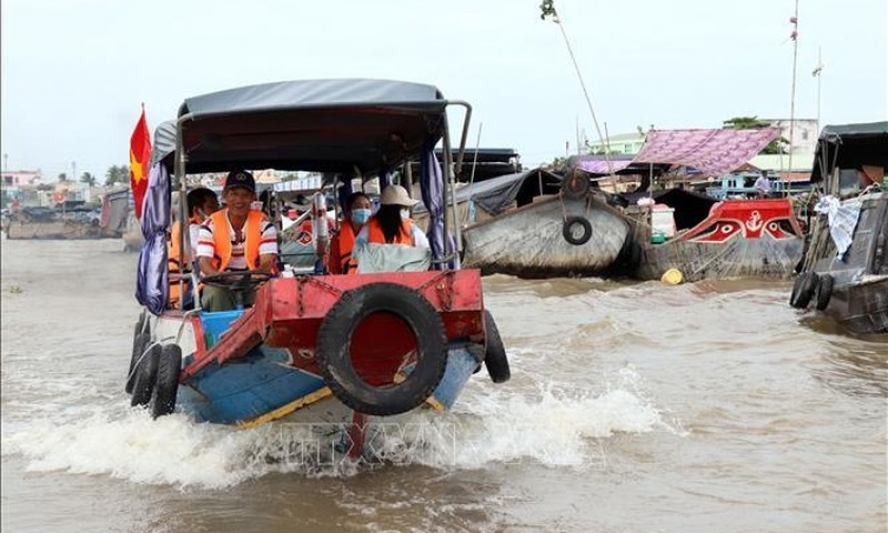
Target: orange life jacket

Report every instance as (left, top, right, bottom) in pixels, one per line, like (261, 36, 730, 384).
(207, 209, 267, 272)
(167, 215, 201, 308)
(365, 217, 415, 246)
(331, 221, 359, 274)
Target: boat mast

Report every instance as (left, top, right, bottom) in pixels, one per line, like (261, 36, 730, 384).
(788, 0, 800, 173)
(813, 46, 823, 129)
(541, 1, 614, 178)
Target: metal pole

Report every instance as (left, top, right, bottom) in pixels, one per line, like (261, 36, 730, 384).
(788, 0, 800, 172)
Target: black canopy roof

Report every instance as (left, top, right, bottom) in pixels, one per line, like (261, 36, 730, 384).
(154, 79, 450, 176)
(811, 121, 888, 183)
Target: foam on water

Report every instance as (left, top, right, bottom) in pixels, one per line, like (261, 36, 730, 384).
(1, 366, 676, 489)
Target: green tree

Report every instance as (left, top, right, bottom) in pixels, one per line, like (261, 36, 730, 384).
(57, 172, 68, 182)
(722, 116, 789, 155)
(104, 165, 129, 186)
(80, 172, 96, 186)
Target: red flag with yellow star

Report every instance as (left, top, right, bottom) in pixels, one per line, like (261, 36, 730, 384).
(129, 106, 151, 220)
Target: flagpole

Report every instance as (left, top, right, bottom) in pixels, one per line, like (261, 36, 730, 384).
(788, 0, 800, 172)
(814, 46, 823, 128)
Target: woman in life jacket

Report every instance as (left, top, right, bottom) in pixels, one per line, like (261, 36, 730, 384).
(168, 187, 219, 309)
(356, 184, 430, 249)
(329, 192, 372, 274)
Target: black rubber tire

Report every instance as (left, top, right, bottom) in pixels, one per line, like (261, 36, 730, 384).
(561, 172, 591, 199)
(316, 282, 448, 416)
(483, 310, 510, 384)
(562, 216, 593, 246)
(126, 332, 151, 394)
(151, 344, 182, 419)
(131, 343, 160, 407)
(789, 271, 819, 309)
(814, 273, 834, 311)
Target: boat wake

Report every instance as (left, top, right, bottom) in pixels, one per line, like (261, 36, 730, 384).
(1, 365, 677, 489)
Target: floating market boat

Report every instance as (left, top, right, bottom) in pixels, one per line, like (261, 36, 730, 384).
(126, 79, 511, 459)
(789, 121, 888, 336)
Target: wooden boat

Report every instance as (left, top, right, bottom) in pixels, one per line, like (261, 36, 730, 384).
(454, 168, 632, 278)
(6, 189, 130, 240)
(627, 190, 806, 282)
(790, 121, 888, 336)
(612, 127, 806, 282)
(126, 79, 511, 459)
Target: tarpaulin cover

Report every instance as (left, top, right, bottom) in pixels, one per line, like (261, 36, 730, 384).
(633, 128, 780, 176)
(154, 79, 449, 175)
(575, 159, 634, 174)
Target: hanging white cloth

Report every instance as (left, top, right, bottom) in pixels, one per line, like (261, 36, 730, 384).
(814, 195, 863, 259)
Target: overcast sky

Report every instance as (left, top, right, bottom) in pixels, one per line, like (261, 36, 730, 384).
(2, 0, 885, 181)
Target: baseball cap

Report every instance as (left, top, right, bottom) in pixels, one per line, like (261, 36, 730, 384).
(224, 170, 256, 192)
(380, 184, 419, 207)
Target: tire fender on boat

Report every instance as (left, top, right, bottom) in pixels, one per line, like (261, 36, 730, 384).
(127, 332, 151, 395)
(151, 344, 182, 419)
(789, 271, 819, 309)
(814, 273, 834, 311)
(316, 282, 448, 416)
(562, 216, 593, 246)
(482, 310, 510, 384)
(126, 311, 150, 395)
(130, 343, 160, 407)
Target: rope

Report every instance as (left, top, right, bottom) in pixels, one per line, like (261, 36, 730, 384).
(543, 2, 614, 178)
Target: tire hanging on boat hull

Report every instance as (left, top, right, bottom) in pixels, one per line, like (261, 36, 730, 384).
(131, 343, 160, 407)
(151, 344, 182, 418)
(126, 311, 149, 394)
(316, 282, 448, 416)
(482, 310, 510, 384)
(789, 271, 819, 309)
(814, 273, 834, 311)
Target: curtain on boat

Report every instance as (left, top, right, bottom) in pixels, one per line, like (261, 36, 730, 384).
(135, 162, 170, 315)
(419, 140, 454, 269)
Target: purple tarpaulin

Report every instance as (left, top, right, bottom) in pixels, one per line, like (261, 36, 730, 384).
(135, 162, 170, 315)
(632, 128, 780, 175)
(576, 159, 634, 174)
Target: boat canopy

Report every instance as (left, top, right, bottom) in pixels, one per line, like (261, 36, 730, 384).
(811, 121, 888, 183)
(414, 167, 563, 216)
(136, 79, 466, 315)
(154, 79, 448, 176)
(632, 128, 780, 176)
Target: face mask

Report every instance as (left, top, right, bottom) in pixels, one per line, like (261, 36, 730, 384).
(351, 208, 371, 224)
(400, 208, 411, 221)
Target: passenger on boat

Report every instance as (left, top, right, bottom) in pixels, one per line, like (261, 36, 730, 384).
(328, 191, 372, 275)
(168, 187, 220, 308)
(196, 170, 278, 312)
(754, 171, 772, 199)
(356, 185, 429, 249)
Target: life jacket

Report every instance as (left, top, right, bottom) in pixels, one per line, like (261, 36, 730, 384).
(207, 209, 267, 272)
(332, 221, 359, 274)
(167, 215, 201, 308)
(365, 217, 415, 246)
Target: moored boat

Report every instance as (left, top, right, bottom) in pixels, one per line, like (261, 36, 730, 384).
(456, 168, 632, 278)
(6, 189, 130, 240)
(789, 121, 888, 336)
(126, 79, 511, 459)
(616, 127, 806, 282)
(629, 192, 806, 282)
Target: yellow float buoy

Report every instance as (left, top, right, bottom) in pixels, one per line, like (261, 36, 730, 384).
(661, 268, 684, 285)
